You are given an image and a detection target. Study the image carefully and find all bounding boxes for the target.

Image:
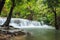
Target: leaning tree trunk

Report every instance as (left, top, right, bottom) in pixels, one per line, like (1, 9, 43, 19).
(2, 0, 15, 29)
(52, 8, 59, 30)
(0, 0, 6, 15)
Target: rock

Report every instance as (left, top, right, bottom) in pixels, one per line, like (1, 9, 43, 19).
(0, 27, 28, 40)
(0, 34, 11, 40)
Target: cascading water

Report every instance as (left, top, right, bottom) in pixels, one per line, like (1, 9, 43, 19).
(0, 17, 55, 29)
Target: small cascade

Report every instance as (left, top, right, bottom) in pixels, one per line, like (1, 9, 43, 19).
(0, 17, 55, 29)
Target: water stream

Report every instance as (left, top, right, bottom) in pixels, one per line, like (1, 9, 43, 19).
(0, 17, 60, 40)
(0, 17, 55, 29)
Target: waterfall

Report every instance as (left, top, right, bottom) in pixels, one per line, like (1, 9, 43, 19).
(0, 17, 55, 29)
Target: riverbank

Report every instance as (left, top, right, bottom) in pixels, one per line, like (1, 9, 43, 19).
(0, 34, 26, 40)
(0, 26, 27, 40)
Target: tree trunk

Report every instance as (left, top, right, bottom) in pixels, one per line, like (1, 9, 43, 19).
(52, 8, 59, 30)
(0, 0, 5, 15)
(27, 10, 33, 20)
(27, 6, 34, 20)
(2, 0, 15, 29)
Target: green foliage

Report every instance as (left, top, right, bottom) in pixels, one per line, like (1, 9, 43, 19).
(0, 0, 60, 26)
(43, 0, 60, 26)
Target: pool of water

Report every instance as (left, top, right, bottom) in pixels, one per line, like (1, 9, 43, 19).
(22, 28, 60, 40)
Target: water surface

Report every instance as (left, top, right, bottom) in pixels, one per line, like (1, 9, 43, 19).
(22, 28, 60, 40)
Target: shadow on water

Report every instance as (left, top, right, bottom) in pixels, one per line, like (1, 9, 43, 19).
(26, 34, 34, 40)
(55, 30, 60, 40)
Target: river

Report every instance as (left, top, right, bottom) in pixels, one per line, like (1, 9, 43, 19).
(24, 28, 60, 40)
(0, 18, 60, 40)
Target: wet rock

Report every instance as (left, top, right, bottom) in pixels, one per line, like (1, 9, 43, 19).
(0, 34, 11, 40)
(0, 26, 28, 40)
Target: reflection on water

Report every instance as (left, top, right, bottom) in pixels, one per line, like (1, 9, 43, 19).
(55, 30, 60, 40)
(23, 28, 60, 40)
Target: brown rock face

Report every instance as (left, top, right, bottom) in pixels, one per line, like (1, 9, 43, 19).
(0, 34, 26, 40)
(0, 28, 26, 40)
(0, 34, 11, 40)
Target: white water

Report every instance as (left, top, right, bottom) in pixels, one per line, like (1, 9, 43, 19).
(0, 17, 55, 29)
